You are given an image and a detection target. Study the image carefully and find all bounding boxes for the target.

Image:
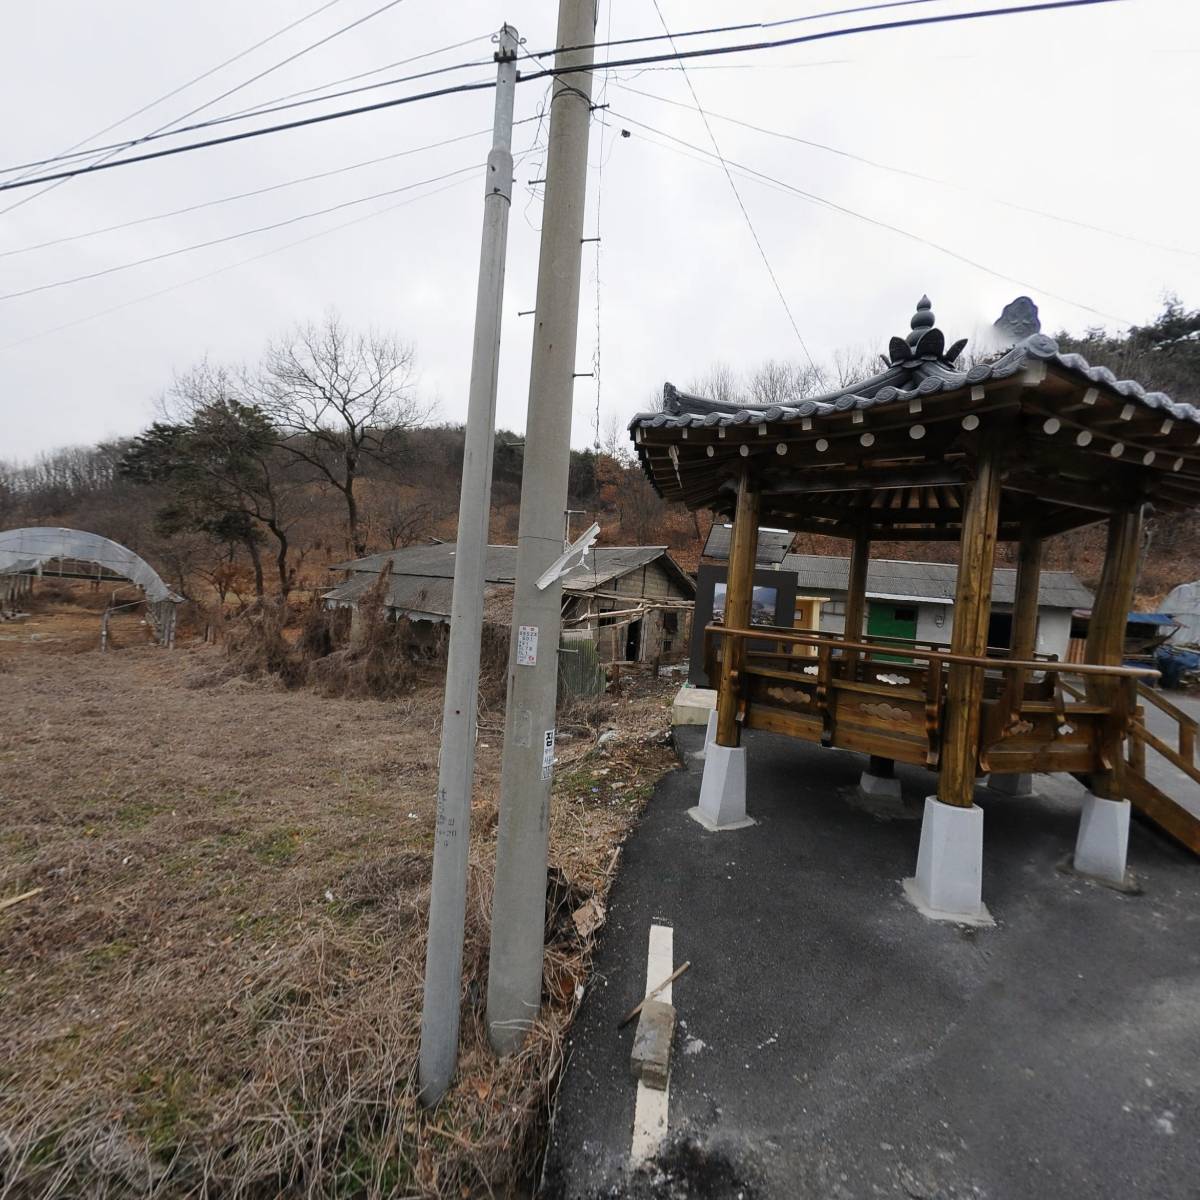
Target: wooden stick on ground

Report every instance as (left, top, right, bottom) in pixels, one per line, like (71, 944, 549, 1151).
(0, 887, 44, 913)
(618, 961, 691, 1028)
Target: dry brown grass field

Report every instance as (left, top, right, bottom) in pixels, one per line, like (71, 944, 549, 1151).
(0, 601, 679, 1198)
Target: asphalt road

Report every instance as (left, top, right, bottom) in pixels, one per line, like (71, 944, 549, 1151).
(543, 727, 1200, 1199)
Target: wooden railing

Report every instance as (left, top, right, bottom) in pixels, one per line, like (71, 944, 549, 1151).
(706, 624, 1158, 773)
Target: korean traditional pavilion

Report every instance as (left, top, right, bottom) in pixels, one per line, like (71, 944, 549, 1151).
(630, 297, 1200, 921)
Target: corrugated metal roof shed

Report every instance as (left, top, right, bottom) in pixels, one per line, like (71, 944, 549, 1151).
(325, 543, 695, 618)
(779, 554, 1093, 610)
(703, 524, 792, 565)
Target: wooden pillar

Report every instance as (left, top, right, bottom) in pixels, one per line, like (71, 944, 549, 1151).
(842, 522, 870, 671)
(1010, 522, 1042, 663)
(1084, 506, 1144, 797)
(715, 472, 760, 748)
(1086, 507, 1144, 670)
(937, 445, 1004, 807)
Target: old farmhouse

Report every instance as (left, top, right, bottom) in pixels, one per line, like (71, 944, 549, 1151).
(324, 543, 695, 665)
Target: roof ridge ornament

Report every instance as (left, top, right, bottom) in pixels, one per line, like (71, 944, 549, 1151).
(887, 295, 967, 369)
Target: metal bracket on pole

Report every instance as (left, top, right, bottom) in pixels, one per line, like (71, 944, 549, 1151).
(536, 522, 600, 590)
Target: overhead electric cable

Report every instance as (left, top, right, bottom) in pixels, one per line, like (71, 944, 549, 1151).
(0, 164, 486, 302)
(133, 0, 410, 145)
(0, 0, 1126, 195)
(520, 0, 1128, 79)
(523, 0, 947, 58)
(0, 0, 406, 218)
(609, 108, 1134, 324)
(0, 121, 540, 260)
(649, 0, 820, 371)
(614, 80, 1197, 258)
(0, 78, 500, 193)
(3, 55, 495, 175)
(0, 0, 346, 185)
(0, 151, 535, 355)
(213, 34, 494, 121)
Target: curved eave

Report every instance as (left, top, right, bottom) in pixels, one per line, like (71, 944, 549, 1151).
(629, 343, 1200, 538)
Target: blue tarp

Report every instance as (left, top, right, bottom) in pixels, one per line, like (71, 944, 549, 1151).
(1127, 612, 1177, 626)
(1156, 643, 1200, 688)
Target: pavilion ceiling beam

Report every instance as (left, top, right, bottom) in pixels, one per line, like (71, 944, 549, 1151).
(759, 463, 965, 497)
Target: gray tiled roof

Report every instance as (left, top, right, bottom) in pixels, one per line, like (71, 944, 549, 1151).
(327, 543, 695, 607)
(630, 332, 1194, 434)
(703, 524, 792, 565)
(780, 554, 1093, 610)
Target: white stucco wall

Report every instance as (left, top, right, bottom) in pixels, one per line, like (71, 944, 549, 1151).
(796, 588, 1074, 658)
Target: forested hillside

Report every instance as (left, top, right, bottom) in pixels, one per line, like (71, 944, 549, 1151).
(3, 301, 1196, 605)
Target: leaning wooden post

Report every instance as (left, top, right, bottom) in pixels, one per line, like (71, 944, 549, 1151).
(715, 471, 761, 748)
(842, 521, 870, 675)
(694, 470, 759, 832)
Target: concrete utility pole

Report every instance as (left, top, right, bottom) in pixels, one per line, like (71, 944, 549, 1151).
(486, 0, 597, 1055)
(418, 22, 519, 1106)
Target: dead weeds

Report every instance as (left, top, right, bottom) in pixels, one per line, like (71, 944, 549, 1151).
(0, 614, 680, 1199)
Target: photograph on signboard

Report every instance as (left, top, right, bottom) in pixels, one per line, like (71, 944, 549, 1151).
(713, 582, 779, 628)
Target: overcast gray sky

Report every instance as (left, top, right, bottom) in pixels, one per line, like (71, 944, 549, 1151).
(2, 0, 1196, 462)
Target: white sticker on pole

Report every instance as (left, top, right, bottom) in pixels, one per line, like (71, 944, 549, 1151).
(541, 729, 556, 781)
(517, 624, 538, 666)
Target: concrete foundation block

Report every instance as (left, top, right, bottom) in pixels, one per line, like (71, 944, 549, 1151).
(904, 797, 993, 925)
(859, 771, 901, 801)
(689, 742, 755, 831)
(703, 708, 718, 749)
(1073, 792, 1131, 884)
(989, 772, 1035, 799)
(631, 999, 675, 1090)
(671, 686, 717, 727)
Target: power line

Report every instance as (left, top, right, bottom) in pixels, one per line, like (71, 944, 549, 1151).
(609, 108, 1134, 324)
(520, 0, 1129, 79)
(0, 164, 486, 302)
(524, 0, 950, 58)
(0, 154, 535, 355)
(0, 0, 1126, 195)
(613, 80, 1198, 258)
(0, 122, 541, 260)
(0, 0, 347, 187)
(591, 0, 614, 452)
(0, 77, 501, 194)
(127, 0, 411, 149)
(649, 0, 820, 372)
(212, 34, 494, 122)
(0, 0, 409, 219)
(2, 54, 495, 177)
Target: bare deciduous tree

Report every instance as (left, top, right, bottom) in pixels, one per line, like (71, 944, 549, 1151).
(685, 362, 743, 406)
(746, 359, 824, 407)
(250, 313, 431, 556)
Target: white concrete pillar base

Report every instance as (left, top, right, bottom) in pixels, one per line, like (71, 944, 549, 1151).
(903, 796, 994, 925)
(989, 772, 1035, 799)
(688, 743, 755, 831)
(703, 709, 718, 749)
(1073, 792, 1131, 885)
(859, 771, 901, 801)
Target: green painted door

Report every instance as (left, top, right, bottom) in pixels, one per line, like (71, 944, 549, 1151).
(867, 602, 918, 660)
